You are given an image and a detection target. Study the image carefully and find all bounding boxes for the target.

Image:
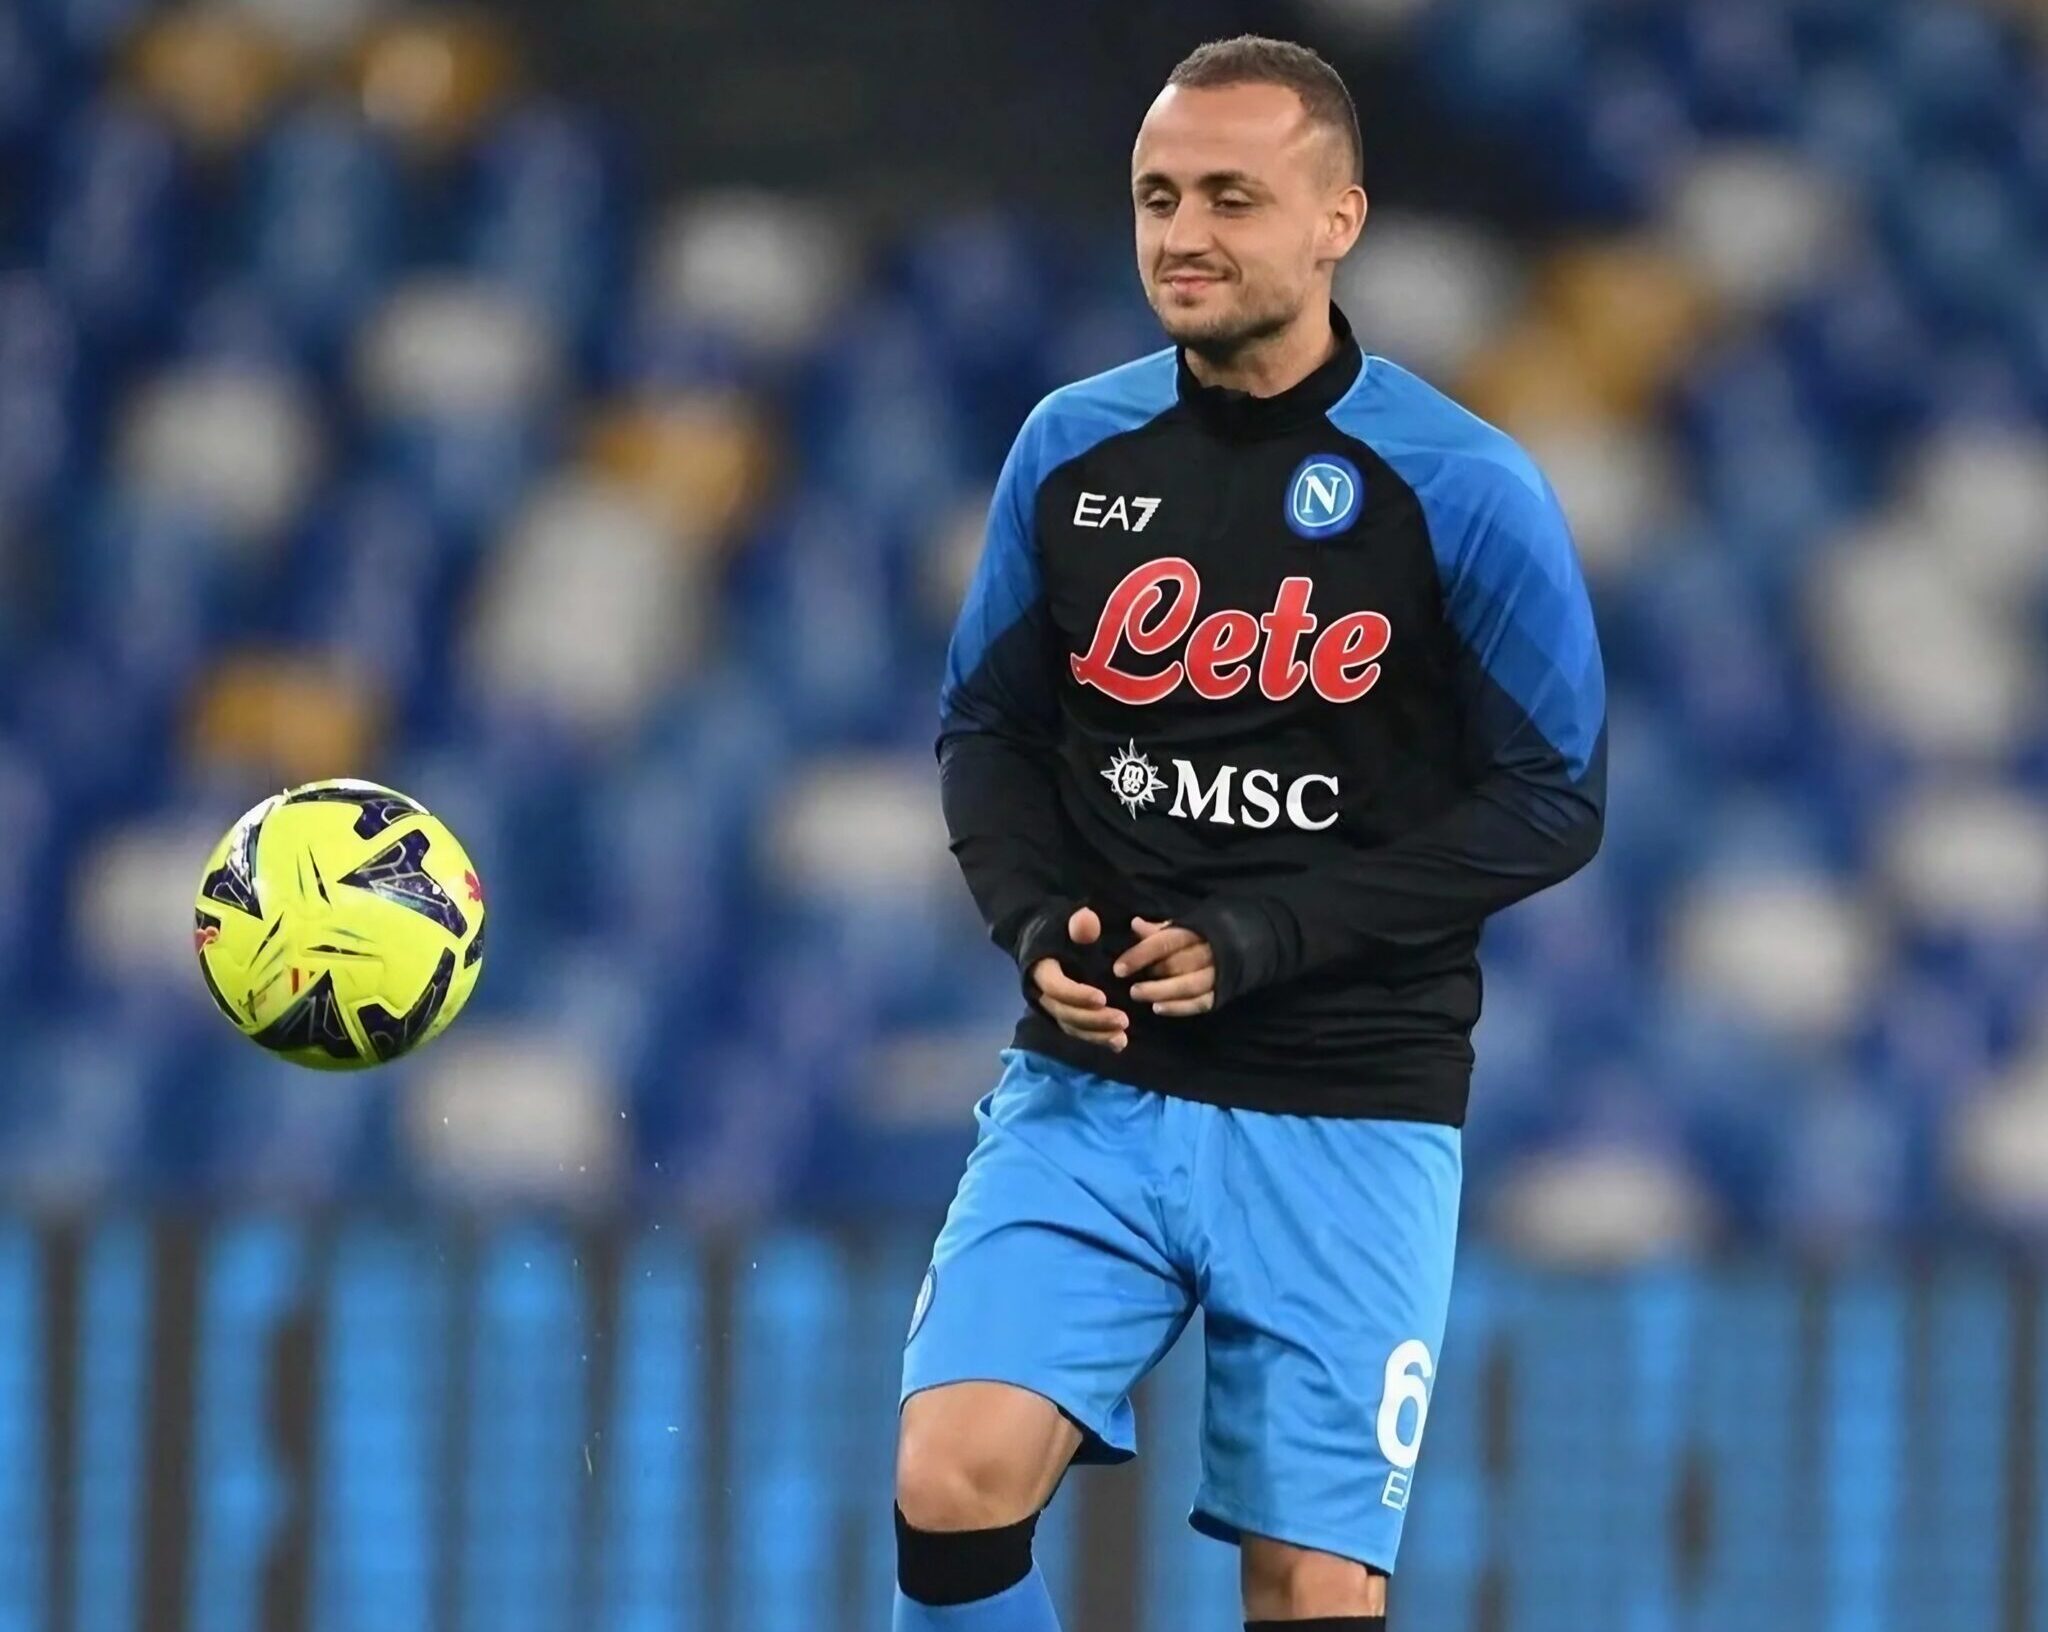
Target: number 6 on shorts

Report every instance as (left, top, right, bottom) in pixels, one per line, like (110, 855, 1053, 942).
(1375, 1338, 1435, 1512)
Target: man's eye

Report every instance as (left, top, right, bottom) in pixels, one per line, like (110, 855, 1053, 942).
(1215, 197, 1253, 212)
(1140, 197, 1174, 215)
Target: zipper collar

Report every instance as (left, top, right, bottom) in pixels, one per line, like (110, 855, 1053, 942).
(1175, 303, 1364, 441)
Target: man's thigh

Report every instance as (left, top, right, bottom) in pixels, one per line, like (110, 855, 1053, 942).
(902, 1049, 1196, 1463)
(1189, 1108, 1463, 1573)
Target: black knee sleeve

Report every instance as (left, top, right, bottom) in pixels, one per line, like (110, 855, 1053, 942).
(1246, 1619, 1385, 1631)
(894, 1504, 1039, 1606)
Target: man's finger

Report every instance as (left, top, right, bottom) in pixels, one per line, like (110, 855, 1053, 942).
(1149, 995, 1214, 1018)
(1042, 999, 1129, 1041)
(1043, 1000, 1126, 1033)
(1130, 969, 1215, 1005)
(1114, 926, 1202, 978)
(1031, 960, 1106, 1008)
(1069, 906, 1102, 945)
(1145, 945, 1213, 979)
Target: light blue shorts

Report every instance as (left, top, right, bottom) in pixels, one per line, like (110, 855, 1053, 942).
(901, 1047, 1463, 1573)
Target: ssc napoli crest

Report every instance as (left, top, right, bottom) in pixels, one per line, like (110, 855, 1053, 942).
(907, 1265, 936, 1342)
(1285, 453, 1364, 539)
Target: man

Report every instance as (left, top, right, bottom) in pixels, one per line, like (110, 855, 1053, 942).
(897, 35, 1605, 1632)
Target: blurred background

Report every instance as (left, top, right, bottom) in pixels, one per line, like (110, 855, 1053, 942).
(2, 0, 2048, 1625)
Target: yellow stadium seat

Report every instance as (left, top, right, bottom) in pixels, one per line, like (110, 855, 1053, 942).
(1454, 320, 1611, 439)
(582, 394, 778, 549)
(1537, 241, 1715, 418)
(348, 9, 519, 150)
(187, 654, 383, 785)
(123, 7, 294, 152)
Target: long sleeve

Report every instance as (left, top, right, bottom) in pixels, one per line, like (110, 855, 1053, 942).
(936, 413, 1075, 967)
(1181, 458, 1606, 1005)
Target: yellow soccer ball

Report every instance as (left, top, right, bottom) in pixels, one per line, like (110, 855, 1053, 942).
(192, 778, 486, 1069)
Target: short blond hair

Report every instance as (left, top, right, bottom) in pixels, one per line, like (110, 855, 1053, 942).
(1167, 35, 1364, 185)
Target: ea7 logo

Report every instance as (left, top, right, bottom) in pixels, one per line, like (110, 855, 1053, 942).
(1073, 492, 1161, 531)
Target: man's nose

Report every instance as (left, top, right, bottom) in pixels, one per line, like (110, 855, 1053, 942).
(1160, 199, 1212, 260)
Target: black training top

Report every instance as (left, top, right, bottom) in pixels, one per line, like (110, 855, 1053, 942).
(936, 306, 1607, 1123)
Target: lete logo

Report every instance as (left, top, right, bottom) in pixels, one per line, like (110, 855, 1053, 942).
(1070, 557, 1391, 706)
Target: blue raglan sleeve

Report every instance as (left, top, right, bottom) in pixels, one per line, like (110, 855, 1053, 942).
(1182, 454, 1607, 1004)
(937, 407, 1080, 971)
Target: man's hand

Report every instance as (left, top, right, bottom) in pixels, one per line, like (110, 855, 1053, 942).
(1114, 916, 1216, 1017)
(1029, 906, 1130, 1051)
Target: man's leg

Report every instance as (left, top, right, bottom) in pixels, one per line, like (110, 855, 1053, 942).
(896, 1049, 1195, 1628)
(1186, 1105, 1463, 1630)
(892, 1382, 1080, 1630)
(1240, 1535, 1386, 1626)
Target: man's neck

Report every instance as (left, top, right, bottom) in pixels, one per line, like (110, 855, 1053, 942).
(1181, 301, 1339, 398)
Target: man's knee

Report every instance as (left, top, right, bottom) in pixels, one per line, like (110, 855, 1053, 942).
(1240, 1535, 1388, 1620)
(895, 1428, 1036, 1532)
(894, 1384, 1080, 1607)
(895, 1382, 1077, 1531)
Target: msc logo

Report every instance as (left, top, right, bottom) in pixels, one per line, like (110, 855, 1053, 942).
(1101, 741, 1341, 831)
(1286, 454, 1364, 539)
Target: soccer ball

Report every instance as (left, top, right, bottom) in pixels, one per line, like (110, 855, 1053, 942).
(192, 778, 486, 1070)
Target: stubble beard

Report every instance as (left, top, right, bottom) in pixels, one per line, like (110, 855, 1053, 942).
(1158, 283, 1302, 367)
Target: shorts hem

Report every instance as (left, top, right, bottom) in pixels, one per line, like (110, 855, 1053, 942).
(899, 1373, 1135, 1466)
(1187, 1495, 1398, 1575)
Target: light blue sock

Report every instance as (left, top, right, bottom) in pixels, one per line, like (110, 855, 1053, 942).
(892, 1565, 1062, 1631)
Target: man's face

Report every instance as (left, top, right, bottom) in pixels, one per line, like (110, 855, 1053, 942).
(1132, 82, 1362, 360)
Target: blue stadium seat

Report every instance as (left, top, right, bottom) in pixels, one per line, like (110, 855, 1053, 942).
(464, 102, 630, 356)
(369, 410, 555, 540)
(1766, 1071, 1920, 1240)
(0, 269, 83, 519)
(601, 308, 769, 397)
(1423, 0, 1589, 138)
(0, 1007, 156, 1199)
(889, 213, 1058, 441)
(1554, 57, 1696, 220)
(1796, 61, 1914, 199)
(1661, 0, 1802, 138)
(793, 302, 973, 526)
(1880, 155, 2035, 331)
(280, 477, 452, 710)
(733, 503, 930, 746)
(1773, 255, 1938, 452)
(1639, 996, 1804, 1227)
(1589, 692, 1705, 897)
(21, 0, 150, 63)
(65, 493, 239, 693)
(0, 745, 54, 1003)
(1620, 545, 1810, 771)
(1881, 4, 2024, 148)
(1781, 0, 1902, 62)
(0, 3, 58, 170)
(244, 106, 403, 360)
(5, 647, 169, 829)
(175, 279, 303, 370)
(171, 1035, 395, 1200)
(39, 98, 186, 352)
